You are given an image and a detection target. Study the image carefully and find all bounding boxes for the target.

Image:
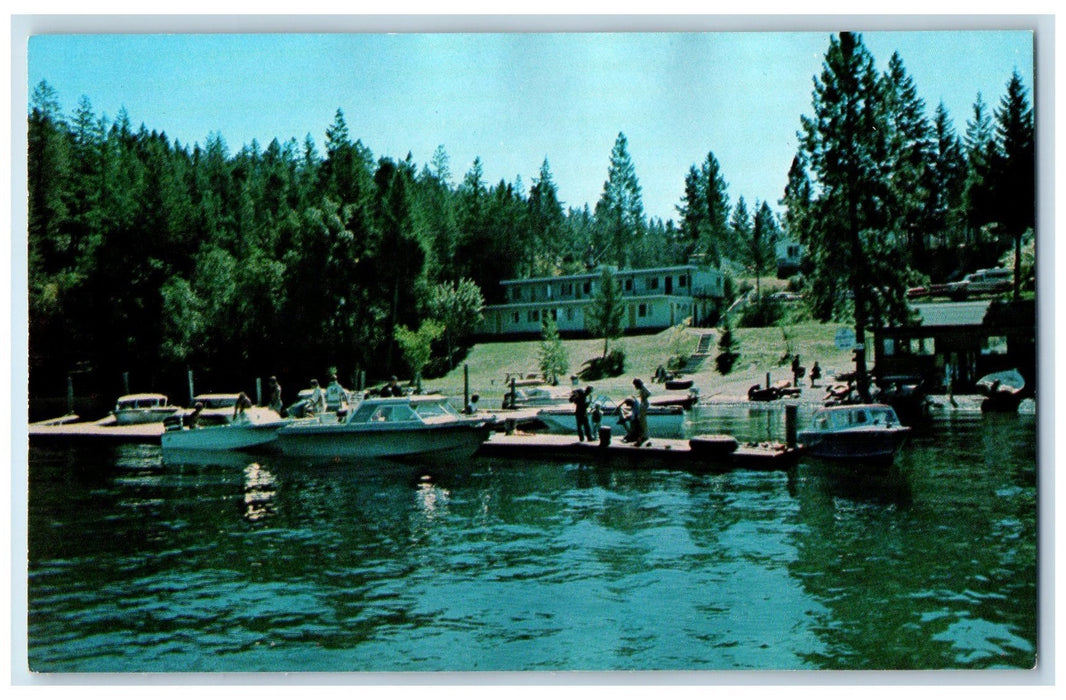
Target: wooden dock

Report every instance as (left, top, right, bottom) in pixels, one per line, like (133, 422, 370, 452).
(28, 417, 164, 445)
(478, 432, 803, 472)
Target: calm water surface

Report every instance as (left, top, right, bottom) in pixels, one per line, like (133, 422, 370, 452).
(27, 406, 1038, 673)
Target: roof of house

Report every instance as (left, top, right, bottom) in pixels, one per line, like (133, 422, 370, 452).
(911, 301, 993, 328)
(500, 264, 709, 286)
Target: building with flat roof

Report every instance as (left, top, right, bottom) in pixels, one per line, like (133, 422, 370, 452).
(872, 299, 1035, 393)
(478, 264, 725, 338)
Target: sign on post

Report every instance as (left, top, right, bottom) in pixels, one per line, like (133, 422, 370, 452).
(834, 327, 856, 350)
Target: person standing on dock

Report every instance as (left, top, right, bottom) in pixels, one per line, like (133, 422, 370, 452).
(633, 377, 651, 446)
(810, 361, 822, 388)
(571, 385, 594, 441)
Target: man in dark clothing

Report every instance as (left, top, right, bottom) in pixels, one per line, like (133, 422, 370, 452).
(572, 385, 594, 441)
(380, 375, 404, 397)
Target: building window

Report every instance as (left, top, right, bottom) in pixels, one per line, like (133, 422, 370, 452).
(565, 308, 574, 321)
(583, 282, 591, 295)
(882, 338, 896, 357)
(550, 308, 558, 321)
(624, 279, 633, 291)
(512, 312, 520, 324)
(647, 277, 659, 290)
(679, 275, 688, 288)
(638, 303, 648, 318)
(909, 337, 935, 356)
(561, 282, 573, 296)
(982, 336, 1009, 355)
(527, 310, 540, 323)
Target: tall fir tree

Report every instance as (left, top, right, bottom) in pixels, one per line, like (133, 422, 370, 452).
(799, 31, 910, 399)
(992, 70, 1035, 299)
(593, 132, 645, 267)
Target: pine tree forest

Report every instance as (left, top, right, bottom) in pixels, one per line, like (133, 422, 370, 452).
(27, 33, 1035, 405)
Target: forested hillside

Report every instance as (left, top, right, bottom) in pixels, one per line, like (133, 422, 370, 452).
(27, 33, 1034, 403)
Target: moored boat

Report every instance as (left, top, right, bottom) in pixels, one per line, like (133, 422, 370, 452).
(798, 403, 911, 464)
(537, 397, 686, 438)
(112, 393, 180, 425)
(161, 406, 287, 451)
(276, 394, 492, 460)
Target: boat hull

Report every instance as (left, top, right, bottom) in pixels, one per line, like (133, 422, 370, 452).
(798, 427, 910, 463)
(537, 406, 685, 438)
(114, 407, 180, 425)
(277, 421, 490, 459)
(161, 420, 287, 451)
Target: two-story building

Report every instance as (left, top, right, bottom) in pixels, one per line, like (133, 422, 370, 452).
(478, 264, 724, 338)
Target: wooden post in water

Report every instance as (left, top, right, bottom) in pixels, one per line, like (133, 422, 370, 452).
(766, 372, 771, 389)
(255, 377, 263, 406)
(358, 370, 366, 391)
(187, 370, 195, 405)
(122, 371, 130, 395)
(463, 364, 470, 411)
(785, 403, 798, 449)
(66, 375, 74, 415)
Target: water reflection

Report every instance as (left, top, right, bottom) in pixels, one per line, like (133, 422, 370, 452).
(242, 462, 276, 522)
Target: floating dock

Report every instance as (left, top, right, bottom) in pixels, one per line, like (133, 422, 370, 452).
(478, 432, 803, 471)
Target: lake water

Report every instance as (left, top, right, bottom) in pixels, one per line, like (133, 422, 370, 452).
(25, 405, 1039, 674)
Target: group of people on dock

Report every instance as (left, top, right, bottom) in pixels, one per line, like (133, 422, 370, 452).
(571, 377, 651, 446)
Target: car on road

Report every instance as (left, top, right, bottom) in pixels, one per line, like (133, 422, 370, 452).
(947, 268, 1012, 299)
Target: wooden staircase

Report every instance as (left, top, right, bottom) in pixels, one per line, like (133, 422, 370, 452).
(678, 332, 715, 374)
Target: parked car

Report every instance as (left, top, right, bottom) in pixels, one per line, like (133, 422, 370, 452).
(948, 268, 1012, 299)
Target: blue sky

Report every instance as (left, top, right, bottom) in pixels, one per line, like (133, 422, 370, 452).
(26, 28, 1034, 222)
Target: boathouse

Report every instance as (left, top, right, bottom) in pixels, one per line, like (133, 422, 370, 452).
(871, 299, 1035, 394)
(477, 264, 724, 338)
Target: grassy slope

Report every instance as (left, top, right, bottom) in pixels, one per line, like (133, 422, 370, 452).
(432, 321, 856, 405)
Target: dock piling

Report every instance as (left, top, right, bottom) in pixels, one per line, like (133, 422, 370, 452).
(785, 403, 798, 449)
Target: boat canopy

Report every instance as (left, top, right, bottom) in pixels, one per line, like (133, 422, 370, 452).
(345, 395, 462, 425)
(810, 405, 900, 431)
(116, 394, 169, 409)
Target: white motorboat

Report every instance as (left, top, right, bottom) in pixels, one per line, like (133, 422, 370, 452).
(501, 384, 573, 409)
(276, 394, 492, 460)
(798, 403, 911, 464)
(161, 405, 287, 451)
(537, 396, 686, 438)
(112, 393, 180, 425)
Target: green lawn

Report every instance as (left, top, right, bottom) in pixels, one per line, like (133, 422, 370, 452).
(430, 320, 857, 404)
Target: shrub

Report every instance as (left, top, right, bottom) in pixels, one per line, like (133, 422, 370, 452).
(579, 348, 626, 380)
(738, 294, 783, 328)
(715, 321, 740, 375)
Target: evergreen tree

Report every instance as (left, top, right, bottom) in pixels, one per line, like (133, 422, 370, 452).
(538, 317, 569, 386)
(586, 267, 626, 359)
(729, 197, 752, 272)
(929, 102, 969, 254)
(593, 132, 645, 267)
(880, 52, 935, 264)
(799, 31, 910, 399)
(964, 93, 998, 249)
(527, 158, 566, 276)
(750, 201, 779, 296)
(992, 70, 1035, 299)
